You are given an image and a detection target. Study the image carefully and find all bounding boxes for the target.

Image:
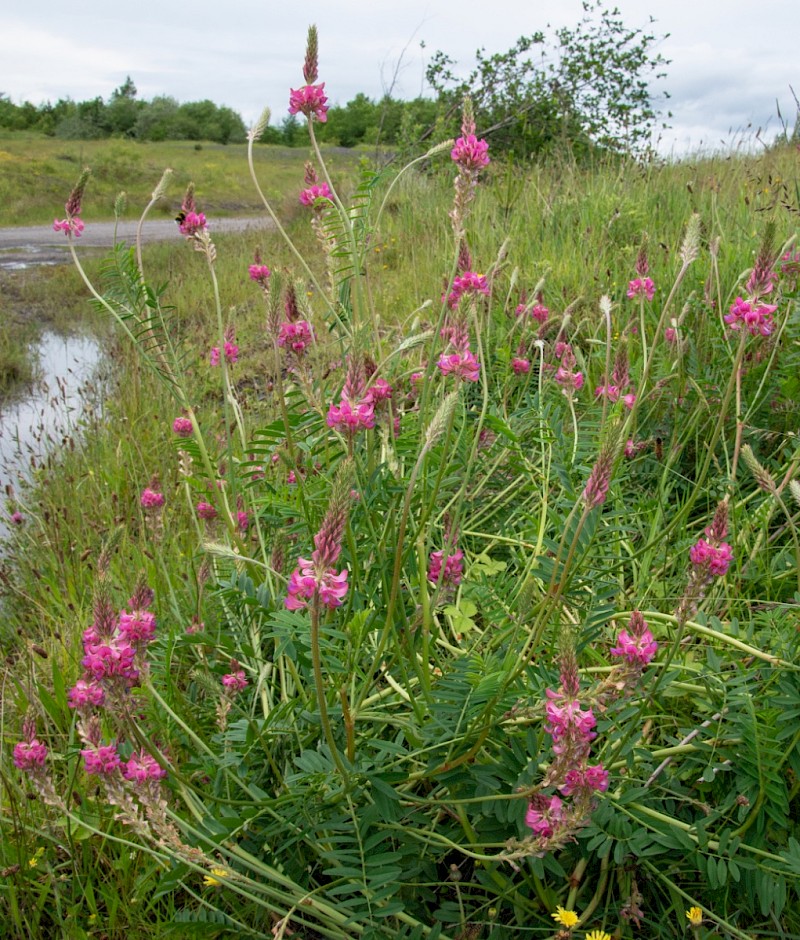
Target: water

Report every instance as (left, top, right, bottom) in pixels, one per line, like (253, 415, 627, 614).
(0, 330, 102, 541)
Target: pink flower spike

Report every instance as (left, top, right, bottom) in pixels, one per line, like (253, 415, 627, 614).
(627, 277, 655, 301)
(512, 357, 530, 375)
(196, 501, 218, 521)
(437, 350, 480, 382)
(450, 134, 490, 170)
(53, 216, 84, 238)
(689, 538, 733, 576)
(140, 487, 165, 510)
(222, 669, 249, 692)
(288, 83, 328, 123)
(123, 751, 167, 783)
(248, 263, 271, 285)
(172, 416, 193, 437)
(610, 627, 658, 665)
(68, 678, 106, 709)
(299, 182, 333, 206)
(178, 211, 207, 237)
(13, 739, 48, 771)
(82, 743, 122, 776)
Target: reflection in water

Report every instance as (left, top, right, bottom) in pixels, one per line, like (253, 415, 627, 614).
(0, 331, 101, 541)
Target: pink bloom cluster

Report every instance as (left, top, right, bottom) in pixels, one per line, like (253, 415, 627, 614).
(82, 743, 122, 776)
(689, 537, 733, 576)
(13, 738, 48, 771)
(595, 384, 636, 409)
(525, 794, 564, 839)
(285, 557, 349, 611)
(444, 271, 490, 309)
(327, 398, 375, 433)
(664, 326, 678, 343)
(365, 378, 393, 404)
(196, 501, 217, 521)
(178, 211, 207, 237)
(172, 415, 193, 437)
(248, 263, 271, 285)
(140, 487, 165, 510)
(123, 750, 167, 783)
(53, 216, 84, 237)
(278, 320, 314, 356)
(222, 662, 248, 692)
(610, 619, 658, 666)
(10, 510, 23, 525)
(299, 182, 333, 206)
(554, 343, 584, 392)
(210, 341, 239, 366)
(450, 134, 490, 170)
(428, 549, 464, 588)
(438, 349, 480, 382)
(288, 83, 328, 122)
(723, 296, 776, 337)
(627, 277, 655, 301)
(511, 357, 531, 375)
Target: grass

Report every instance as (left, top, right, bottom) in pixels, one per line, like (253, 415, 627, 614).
(0, 131, 798, 939)
(0, 133, 366, 227)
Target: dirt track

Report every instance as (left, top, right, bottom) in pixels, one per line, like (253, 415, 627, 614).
(0, 217, 275, 268)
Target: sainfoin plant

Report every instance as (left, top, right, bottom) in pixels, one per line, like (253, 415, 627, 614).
(6, 24, 800, 940)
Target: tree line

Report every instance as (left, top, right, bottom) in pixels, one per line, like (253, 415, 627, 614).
(0, 4, 670, 157)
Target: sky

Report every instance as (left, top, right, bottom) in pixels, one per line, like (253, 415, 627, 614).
(2, 0, 798, 156)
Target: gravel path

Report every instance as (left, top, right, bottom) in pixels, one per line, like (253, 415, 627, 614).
(0, 217, 275, 268)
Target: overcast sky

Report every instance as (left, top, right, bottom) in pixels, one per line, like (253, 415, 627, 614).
(2, 1, 798, 155)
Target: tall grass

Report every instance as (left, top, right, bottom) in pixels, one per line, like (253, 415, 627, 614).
(1, 78, 799, 940)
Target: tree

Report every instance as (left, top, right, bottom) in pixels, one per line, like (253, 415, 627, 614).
(426, 1, 670, 158)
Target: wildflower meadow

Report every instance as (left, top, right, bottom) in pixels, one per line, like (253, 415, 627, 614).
(2, 24, 800, 940)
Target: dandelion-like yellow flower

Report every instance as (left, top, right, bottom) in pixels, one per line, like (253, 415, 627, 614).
(552, 906, 580, 928)
(27, 847, 44, 869)
(686, 906, 703, 927)
(203, 867, 229, 887)
(585, 932, 612, 940)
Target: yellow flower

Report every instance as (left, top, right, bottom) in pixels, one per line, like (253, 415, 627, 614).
(585, 932, 612, 940)
(686, 907, 704, 927)
(27, 847, 45, 869)
(552, 906, 580, 928)
(203, 867, 229, 887)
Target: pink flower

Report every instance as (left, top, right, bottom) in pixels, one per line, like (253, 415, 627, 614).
(327, 398, 375, 433)
(610, 627, 658, 665)
(9, 511, 23, 525)
(53, 216, 85, 237)
(178, 211, 207, 237)
(172, 416, 193, 437)
(664, 326, 677, 343)
(689, 538, 733, 576)
(450, 134, 490, 170)
(299, 182, 333, 206)
(365, 378, 393, 404)
(209, 340, 238, 367)
(428, 549, 464, 588)
(723, 297, 776, 337)
(118, 609, 156, 645)
(196, 501, 217, 521)
(437, 350, 480, 382)
(237, 510, 249, 532)
(123, 751, 167, 783)
(560, 764, 610, 795)
(140, 487, 165, 510)
(288, 83, 328, 122)
(285, 558, 348, 610)
(277, 320, 314, 355)
(525, 794, 564, 839)
(622, 392, 636, 409)
(13, 739, 48, 771)
(82, 743, 122, 776)
(595, 384, 621, 402)
(444, 271, 489, 309)
(627, 277, 655, 301)
(222, 669, 249, 692)
(68, 678, 106, 709)
(248, 263, 271, 285)
(512, 357, 531, 375)
(544, 691, 597, 744)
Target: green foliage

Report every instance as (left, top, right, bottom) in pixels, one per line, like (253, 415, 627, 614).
(1, 83, 800, 940)
(426, 1, 670, 158)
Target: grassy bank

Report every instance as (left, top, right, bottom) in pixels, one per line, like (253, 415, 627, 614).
(0, 134, 799, 938)
(0, 133, 365, 227)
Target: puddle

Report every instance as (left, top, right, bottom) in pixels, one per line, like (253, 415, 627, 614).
(0, 330, 103, 541)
